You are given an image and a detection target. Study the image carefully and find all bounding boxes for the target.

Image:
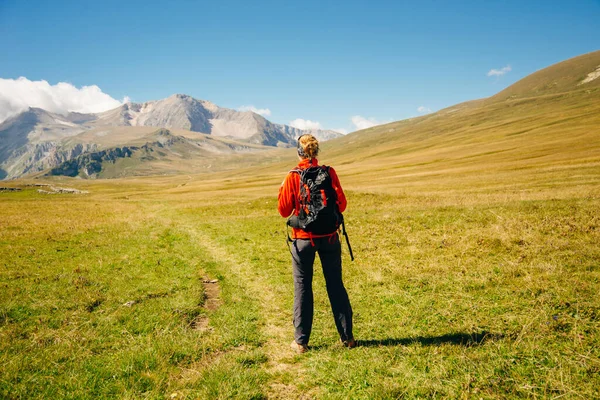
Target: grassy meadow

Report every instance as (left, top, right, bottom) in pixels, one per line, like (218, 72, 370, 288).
(1, 145, 599, 399)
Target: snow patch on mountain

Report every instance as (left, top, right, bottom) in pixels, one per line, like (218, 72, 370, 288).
(579, 65, 600, 85)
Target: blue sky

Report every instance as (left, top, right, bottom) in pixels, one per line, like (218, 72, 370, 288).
(1, 0, 599, 132)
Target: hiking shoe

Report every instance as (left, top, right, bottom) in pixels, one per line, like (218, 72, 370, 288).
(290, 340, 308, 354)
(342, 338, 357, 349)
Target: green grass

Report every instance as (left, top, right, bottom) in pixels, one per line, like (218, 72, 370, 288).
(174, 191, 599, 399)
(1, 171, 598, 398)
(0, 190, 267, 399)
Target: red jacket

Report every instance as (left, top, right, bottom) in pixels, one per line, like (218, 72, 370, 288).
(278, 158, 347, 239)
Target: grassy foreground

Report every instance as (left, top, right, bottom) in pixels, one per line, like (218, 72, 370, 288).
(1, 157, 599, 399)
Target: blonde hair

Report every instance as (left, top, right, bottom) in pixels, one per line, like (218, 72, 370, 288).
(298, 134, 319, 159)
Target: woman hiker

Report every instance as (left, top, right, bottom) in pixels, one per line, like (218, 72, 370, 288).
(277, 133, 356, 353)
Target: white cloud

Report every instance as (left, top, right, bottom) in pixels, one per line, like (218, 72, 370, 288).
(237, 105, 272, 117)
(417, 106, 432, 113)
(351, 115, 383, 130)
(487, 65, 512, 77)
(289, 118, 323, 130)
(0, 77, 127, 123)
(333, 128, 349, 135)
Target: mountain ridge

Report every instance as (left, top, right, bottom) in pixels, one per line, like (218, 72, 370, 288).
(489, 50, 600, 102)
(92, 93, 342, 145)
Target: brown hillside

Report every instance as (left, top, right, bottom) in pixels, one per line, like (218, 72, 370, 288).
(489, 50, 600, 102)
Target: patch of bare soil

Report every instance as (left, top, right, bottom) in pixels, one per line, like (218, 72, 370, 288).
(191, 278, 221, 331)
(201, 278, 221, 311)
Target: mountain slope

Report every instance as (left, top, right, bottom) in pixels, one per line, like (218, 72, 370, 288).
(312, 50, 600, 192)
(46, 129, 257, 179)
(489, 50, 600, 102)
(0, 108, 98, 179)
(0, 108, 92, 156)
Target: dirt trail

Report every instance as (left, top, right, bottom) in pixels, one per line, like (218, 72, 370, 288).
(181, 224, 306, 398)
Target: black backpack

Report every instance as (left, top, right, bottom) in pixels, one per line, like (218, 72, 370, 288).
(287, 165, 342, 235)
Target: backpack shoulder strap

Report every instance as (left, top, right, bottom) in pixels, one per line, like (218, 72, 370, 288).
(289, 168, 304, 178)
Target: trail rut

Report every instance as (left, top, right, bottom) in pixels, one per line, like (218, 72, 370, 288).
(181, 224, 307, 398)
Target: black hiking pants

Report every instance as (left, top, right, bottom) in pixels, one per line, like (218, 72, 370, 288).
(291, 234, 353, 345)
